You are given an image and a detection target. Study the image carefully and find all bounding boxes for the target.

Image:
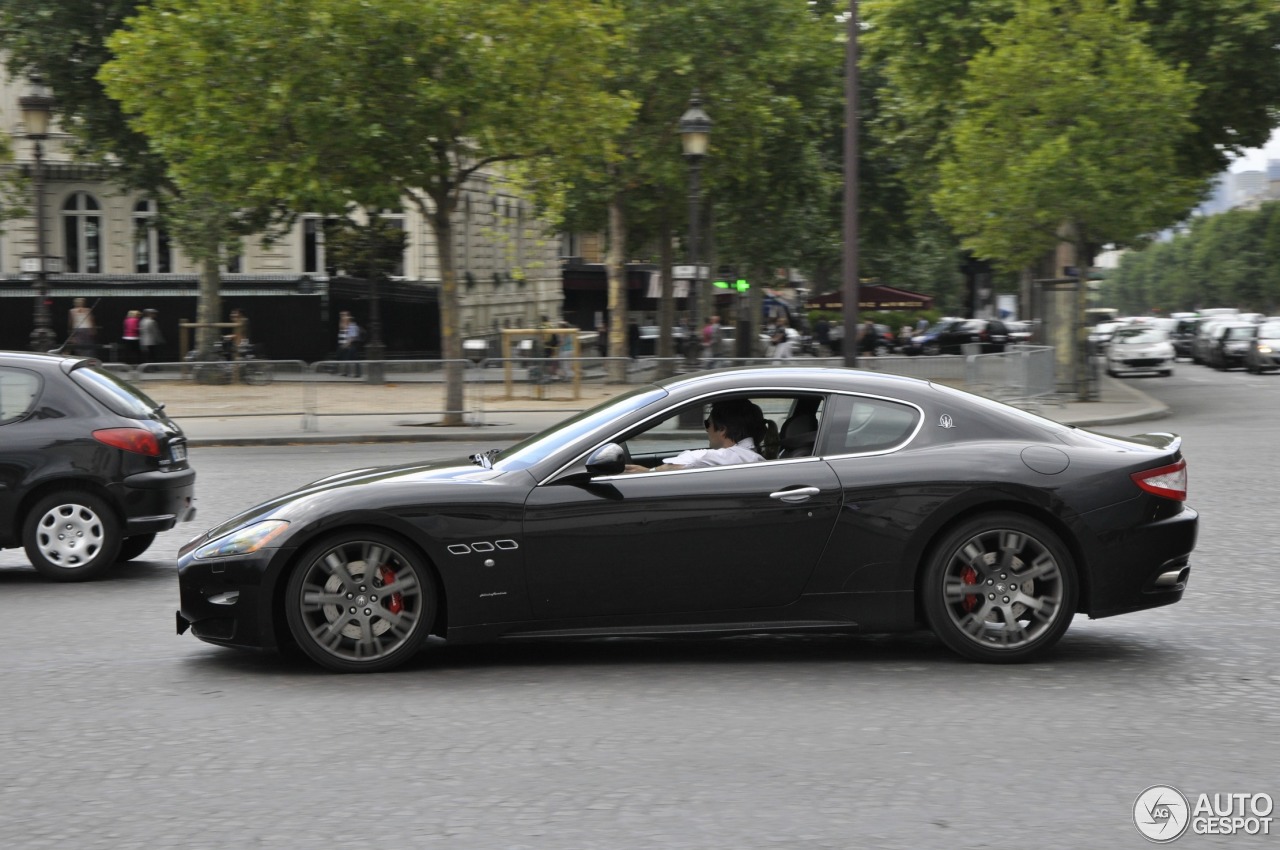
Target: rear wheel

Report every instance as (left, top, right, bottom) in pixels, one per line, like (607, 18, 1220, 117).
(922, 513, 1077, 663)
(285, 531, 437, 673)
(23, 491, 121, 581)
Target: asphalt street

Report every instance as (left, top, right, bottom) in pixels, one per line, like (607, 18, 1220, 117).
(0, 368, 1276, 849)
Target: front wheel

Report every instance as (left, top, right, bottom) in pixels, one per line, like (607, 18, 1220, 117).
(921, 513, 1077, 663)
(285, 531, 437, 673)
(23, 491, 121, 581)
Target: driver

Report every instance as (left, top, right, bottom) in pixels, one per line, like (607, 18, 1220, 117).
(625, 397, 766, 473)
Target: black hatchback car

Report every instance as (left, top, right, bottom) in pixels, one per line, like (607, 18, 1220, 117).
(0, 352, 196, 580)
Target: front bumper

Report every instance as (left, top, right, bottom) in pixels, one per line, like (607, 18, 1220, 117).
(176, 548, 286, 650)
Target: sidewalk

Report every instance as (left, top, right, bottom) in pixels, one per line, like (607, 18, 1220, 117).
(159, 371, 1168, 448)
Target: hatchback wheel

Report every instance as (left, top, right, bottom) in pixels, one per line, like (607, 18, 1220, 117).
(23, 491, 121, 581)
(922, 513, 1077, 663)
(285, 531, 437, 673)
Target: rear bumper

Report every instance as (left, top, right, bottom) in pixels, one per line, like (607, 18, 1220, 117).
(116, 467, 197, 535)
(1085, 505, 1198, 619)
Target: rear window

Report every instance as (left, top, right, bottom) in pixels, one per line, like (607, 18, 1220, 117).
(69, 364, 163, 419)
(0, 366, 41, 425)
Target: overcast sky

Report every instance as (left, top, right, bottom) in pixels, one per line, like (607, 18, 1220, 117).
(1228, 129, 1280, 173)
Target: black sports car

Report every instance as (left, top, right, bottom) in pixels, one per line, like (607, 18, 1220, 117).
(177, 367, 1196, 673)
(0, 351, 196, 580)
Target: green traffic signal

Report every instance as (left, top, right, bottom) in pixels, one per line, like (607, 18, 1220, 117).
(713, 279, 751, 291)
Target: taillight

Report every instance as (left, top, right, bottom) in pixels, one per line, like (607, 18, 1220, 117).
(93, 427, 161, 457)
(1132, 459, 1187, 501)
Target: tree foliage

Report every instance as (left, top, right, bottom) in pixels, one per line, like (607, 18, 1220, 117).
(932, 0, 1203, 269)
(1104, 204, 1280, 314)
(101, 0, 631, 421)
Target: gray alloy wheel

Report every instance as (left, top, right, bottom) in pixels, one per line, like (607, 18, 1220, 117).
(22, 491, 121, 581)
(285, 532, 436, 673)
(922, 513, 1077, 663)
(116, 533, 158, 563)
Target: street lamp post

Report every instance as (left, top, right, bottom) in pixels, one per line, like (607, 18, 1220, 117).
(679, 91, 712, 368)
(20, 83, 58, 353)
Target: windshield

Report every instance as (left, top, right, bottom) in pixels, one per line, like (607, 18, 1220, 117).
(1113, 328, 1167, 344)
(69, 363, 163, 419)
(1226, 326, 1257, 340)
(494, 385, 668, 471)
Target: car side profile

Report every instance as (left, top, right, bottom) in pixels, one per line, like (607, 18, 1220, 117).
(0, 352, 196, 580)
(176, 367, 1197, 673)
(1244, 319, 1280, 373)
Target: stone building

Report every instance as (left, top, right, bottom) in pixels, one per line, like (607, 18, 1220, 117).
(0, 65, 565, 361)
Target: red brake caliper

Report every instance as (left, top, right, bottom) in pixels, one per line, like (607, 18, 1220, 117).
(960, 565, 979, 613)
(378, 565, 404, 614)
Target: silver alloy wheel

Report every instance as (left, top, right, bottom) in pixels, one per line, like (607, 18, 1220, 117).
(940, 527, 1066, 651)
(34, 501, 107, 568)
(292, 538, 427, 666)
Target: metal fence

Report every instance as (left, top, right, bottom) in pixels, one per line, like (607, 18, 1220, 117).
(101, 345, 1057, 429)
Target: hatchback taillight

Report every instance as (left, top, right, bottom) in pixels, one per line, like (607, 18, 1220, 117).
(1132, 459, 1187, 501)
(93, 427, 161, 457)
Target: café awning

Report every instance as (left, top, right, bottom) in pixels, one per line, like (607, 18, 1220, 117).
(804, 284, 934, 312)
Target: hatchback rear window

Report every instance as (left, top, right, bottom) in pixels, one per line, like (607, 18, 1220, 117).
(69, 365, 163, 419)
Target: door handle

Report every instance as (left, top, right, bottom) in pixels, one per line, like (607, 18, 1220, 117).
(769, 486, 821, 503)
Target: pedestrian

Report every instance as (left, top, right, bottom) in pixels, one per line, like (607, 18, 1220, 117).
(770, 324, 794, 362)
(595, 322, 608, 358)
(338, 310, 363, 377)
(68, 297, 97, 356)
(702, 314, 722, 365)
(139, 308, 164, 364)
(814, 317, 831, 355)
(860, 319, 879, 357)
(121, 310, 141, 363)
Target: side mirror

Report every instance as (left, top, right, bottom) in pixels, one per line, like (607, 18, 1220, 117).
(585, 443, 627, 476)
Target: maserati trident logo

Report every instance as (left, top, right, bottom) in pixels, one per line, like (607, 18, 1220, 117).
(1134, 785, 1190, 842)
(938, 414, 955, 429)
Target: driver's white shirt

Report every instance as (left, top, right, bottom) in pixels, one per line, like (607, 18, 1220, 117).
(663, 437, 764, 469)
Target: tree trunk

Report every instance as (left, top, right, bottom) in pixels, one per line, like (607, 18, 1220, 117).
(196, 256, 222, 359)
(606, 194, 628, 383)
(432, 197, 465, 426)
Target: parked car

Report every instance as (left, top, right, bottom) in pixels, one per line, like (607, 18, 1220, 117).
(1105, 326, 1175, 377)
(1191, 318, 1235, 364)
(0, 352, 197, 580)
(912, 318, 1010, 355)
(1244, 319, 1280, 373)
(176, 366, 1197, 672)
(1086, 321, 1128, 354)
(1170, 317, 1201, 359)
(1207, 323, 1258, 370)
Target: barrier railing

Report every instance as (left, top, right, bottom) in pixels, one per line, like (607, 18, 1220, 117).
(104, 348, 1059, 430)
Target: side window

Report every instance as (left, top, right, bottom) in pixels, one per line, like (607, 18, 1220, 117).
(0, 367, 41, 425)
(620, 394, 825, 468)
(819, 395, 921, 456)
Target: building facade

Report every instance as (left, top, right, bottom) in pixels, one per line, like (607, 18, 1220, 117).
(0, 65, 566, 360)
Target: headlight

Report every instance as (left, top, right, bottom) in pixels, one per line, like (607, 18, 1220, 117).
(1259, 345, 1273, 354)
(193, 520, 290, 559)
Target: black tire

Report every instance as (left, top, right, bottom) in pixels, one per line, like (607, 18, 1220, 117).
(23, 491, 121, 581)
(921, 513, 1077, 663)
(116, 533, 157, 562)
(923, 342, 942, 356)
(285, 531, 437, 673)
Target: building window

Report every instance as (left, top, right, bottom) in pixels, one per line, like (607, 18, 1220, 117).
(132, 199, 172, 273)
(222, 240, 242, 274)
(303, 216, 324, 274)
(62, 192, 102, 273)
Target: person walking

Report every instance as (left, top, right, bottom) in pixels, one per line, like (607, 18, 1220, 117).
(139, 309, 164, 363)
(68, 298, 97, 356)
(338, 311, 363, 377)
(121, 310, 141, 364)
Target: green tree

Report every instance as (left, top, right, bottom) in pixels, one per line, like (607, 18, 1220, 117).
(102, 0, 630, 423)
(932, 0, 1202, 396)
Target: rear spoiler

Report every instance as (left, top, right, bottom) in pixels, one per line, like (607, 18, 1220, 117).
(1121, 432, 1182, 454)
